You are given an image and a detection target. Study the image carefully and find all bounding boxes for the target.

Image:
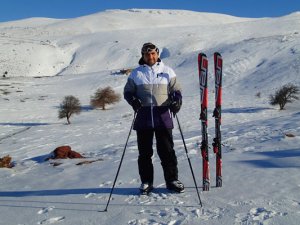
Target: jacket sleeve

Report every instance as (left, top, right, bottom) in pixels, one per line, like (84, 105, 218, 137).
(168, 68, 182, 101)
(123, 74, 136, 105)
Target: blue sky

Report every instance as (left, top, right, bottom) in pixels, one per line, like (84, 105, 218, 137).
(0, 0, 299, 22)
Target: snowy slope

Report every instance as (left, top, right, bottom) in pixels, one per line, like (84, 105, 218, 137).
(0, 9, 300, 225)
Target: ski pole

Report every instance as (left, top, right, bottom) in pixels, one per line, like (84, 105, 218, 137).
(175, 114, 203, 207)
(101, 112, 136, 212)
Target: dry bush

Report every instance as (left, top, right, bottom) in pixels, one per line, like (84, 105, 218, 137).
(120, 68, 132, 75)
(0, 155, 13, 168)
(285, 133, 296, 138)
(90, 86, 121, 110)
(112, 68, 132, 75)
(269, 84, 299, 110)
(58, 95, 81, 124)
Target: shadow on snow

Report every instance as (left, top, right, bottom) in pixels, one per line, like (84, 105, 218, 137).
(239, 148, 300, 168)
(0, 186, 190, 198)
(53, 105, 93, 112)
(0, 122, 50, 127)
(223, 107, 272, 114)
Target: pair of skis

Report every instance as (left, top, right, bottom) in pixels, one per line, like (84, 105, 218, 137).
(198, 52, 223, 191)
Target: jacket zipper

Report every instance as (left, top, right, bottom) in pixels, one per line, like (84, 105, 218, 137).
(150, 66, 155, 128)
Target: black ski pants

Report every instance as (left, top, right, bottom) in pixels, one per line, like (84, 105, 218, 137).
(136, 129, 178, 184)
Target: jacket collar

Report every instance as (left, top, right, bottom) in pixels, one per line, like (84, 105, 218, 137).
(141, 61, 163, 73)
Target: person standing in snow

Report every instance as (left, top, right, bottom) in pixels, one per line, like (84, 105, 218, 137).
(124, 42, 184, 194)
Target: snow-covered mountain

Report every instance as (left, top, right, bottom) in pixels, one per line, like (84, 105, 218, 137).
(0, 9, 300, 225)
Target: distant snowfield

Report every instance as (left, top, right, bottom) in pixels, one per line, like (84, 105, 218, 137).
(0, 9, 300, 225)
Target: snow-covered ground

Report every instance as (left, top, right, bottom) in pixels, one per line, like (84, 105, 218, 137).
(0, 9, 300, 225)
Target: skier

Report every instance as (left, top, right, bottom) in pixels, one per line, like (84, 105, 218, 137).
(124, 42, 184, 194)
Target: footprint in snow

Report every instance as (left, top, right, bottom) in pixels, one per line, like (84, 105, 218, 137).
(85, 193, 96, 198)
(228, 200, 253, 207)
(235, 207, 282, 224)
(128, 218, 182, 225)
(191, 208, 202, 218)
(125, 195, 138, 204)
(172, 207, 184, 217)
(167, 220, 182, 225)
(128, 218, 157, 225)
(99, 181, 112, 187)
(129, 178, 139, 184)
(190, 207, 224, 220)
(292, 200, 300, 206)
(37, 216, 65, 224)
(37, 206, 55, 214)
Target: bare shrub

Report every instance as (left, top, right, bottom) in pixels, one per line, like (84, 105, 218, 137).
(269, 84, 299, 110)
(120, 68, 132, 75)
(285, 133, 296, 138)
(111, 68, 133, 75)
(90, 86, 121, 110)
(0, 155, 13, 168)
(58, 95, 81, 124)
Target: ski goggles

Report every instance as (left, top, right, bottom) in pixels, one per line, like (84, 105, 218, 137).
(141, 43, 159, 54)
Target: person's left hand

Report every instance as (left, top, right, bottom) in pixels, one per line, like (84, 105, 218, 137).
(170, 98, 182, 114)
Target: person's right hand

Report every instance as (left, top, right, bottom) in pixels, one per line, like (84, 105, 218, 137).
(131, 98, 142, 112)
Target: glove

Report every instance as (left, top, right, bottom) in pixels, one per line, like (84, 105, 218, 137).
(131, 98, 142, 112)
(169, 98, 182, 114)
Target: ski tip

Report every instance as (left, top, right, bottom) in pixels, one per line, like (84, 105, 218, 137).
(198, 52, 207, 57)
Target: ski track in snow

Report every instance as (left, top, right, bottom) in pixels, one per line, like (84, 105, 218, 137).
(37, 206, 55, 214)
(0, 127, 31, 142)
(37, 217, 65, 225)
